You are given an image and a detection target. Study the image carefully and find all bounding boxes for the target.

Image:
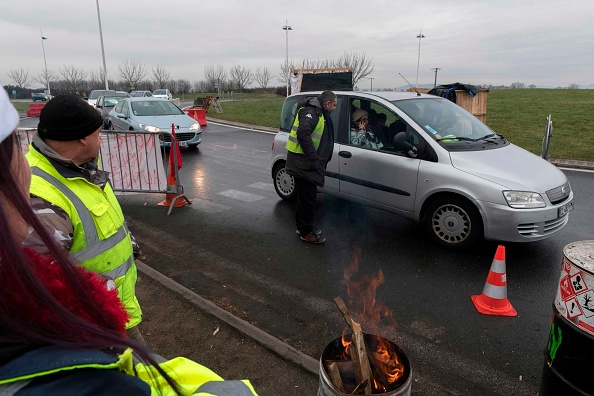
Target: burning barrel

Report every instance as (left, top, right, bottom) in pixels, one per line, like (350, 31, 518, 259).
(540, 240, 594, 395)
(319, 333, 412, 395)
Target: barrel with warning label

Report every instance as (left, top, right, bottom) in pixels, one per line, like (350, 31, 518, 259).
(540, 240, 594, 395)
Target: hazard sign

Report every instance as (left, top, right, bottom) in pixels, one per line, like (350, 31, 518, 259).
(562, 257, 572, 274)
(570, 272, 589, 294)
(565, 297, 583, 319)
(559, 275, 574, 301)
(577, 290, 594, 318)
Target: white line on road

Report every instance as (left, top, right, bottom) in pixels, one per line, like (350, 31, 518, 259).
(218, 189, 265, 202)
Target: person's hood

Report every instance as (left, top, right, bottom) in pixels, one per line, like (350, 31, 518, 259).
(449, 143, 568, 192)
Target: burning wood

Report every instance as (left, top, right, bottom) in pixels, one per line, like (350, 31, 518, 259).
(334, 296, 373, 394)
(328, 296, 406, 394)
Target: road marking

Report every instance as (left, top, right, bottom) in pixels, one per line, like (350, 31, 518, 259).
(218, 189, 265, 202)
(248, 182, 275, 192)
(189, 197, 231, 213)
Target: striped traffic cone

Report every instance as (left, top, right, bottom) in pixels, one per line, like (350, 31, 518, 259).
(471, 245, 517, 317)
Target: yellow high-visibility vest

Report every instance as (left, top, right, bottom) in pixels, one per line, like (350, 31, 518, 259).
(26, 146, 142, 328)
(285, 107, 325, 154)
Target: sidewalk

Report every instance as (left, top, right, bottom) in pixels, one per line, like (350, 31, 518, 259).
(135, 262, 319, 396)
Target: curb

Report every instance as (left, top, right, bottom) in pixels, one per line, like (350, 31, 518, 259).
(135, 261, 319, 375)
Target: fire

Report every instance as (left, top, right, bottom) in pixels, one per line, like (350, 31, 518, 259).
(373, 337, 404, 386)
(341, 247, 405, 392)
(344, 247, 395, 333)
(340, 328, 352, 360)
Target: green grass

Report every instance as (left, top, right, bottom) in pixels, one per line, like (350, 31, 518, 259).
(206, 93, 285, 128)
(486, 89, 594, 161)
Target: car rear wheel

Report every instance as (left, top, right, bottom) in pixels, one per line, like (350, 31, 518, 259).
(423, 196, 482, 249)
(273, 162, 296, 201)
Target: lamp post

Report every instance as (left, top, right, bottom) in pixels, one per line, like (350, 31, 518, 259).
(415, 30, 425, 88)
(95, 0, 109, 90)
(369, 77, 374, 91)
(282, 20, 292, 97)
(431, 67, 441, 88)
(40, 29, 50, 96)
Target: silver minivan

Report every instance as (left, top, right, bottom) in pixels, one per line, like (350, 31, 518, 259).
(270, 91, 574, 249)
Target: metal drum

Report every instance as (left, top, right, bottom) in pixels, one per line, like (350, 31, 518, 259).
(540, 240, 594, 395)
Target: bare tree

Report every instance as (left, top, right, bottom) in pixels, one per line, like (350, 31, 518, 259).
(276, 60, 290, 86)
(334, 51, 374, 86)
(193, 80, 209, 93)
(204, 65, 227, 91)
(254, 67, 273, 88)
(35, 69, 56, 90)
(152, 64, 171, 89)
(7, 68, 32, 88)
(528, 84, 537, 89)
(59, 65, 87, 95)
(567, 83, 579, 89)
(88, 68, 107, 91)
(229, 65, 254, 91)
(119, 60, 147, 91)
(510, 82, 526, 89)
(176, 79, 192, 96)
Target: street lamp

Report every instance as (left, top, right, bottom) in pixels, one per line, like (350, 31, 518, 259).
(369, 77, 374, 91)
(282, 20, 292, 97)
(95, 0, 109, 90)
(40, 29, 50, 95)
(415, 30, 425, 88)
(431, 67, 441, 88)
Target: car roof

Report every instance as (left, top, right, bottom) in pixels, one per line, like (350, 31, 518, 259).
(122, 97, 172, 102)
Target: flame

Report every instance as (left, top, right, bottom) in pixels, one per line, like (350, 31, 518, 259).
(340, 328, 352, 360)
(344, 247, 395, 333)
(373, 337, 404, 384)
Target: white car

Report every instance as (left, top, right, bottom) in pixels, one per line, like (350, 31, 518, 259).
(271, 91, 574, 249)
(153, 89, 172, 100)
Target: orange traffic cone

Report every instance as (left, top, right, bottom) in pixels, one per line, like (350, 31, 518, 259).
(157, 172, 190, 209)
(471, 245, 517, 317)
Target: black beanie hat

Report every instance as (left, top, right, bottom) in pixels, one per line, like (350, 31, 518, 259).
(38, 95, 103, 141)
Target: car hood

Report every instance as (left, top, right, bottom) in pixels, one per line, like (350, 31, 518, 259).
(134, 115, 196, 129)
(449, 143, 567, 192)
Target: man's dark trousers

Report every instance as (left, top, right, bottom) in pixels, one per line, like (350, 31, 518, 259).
(294, 176, 317, 235)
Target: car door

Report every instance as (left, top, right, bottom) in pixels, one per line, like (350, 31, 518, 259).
(336, 96, 421, 214)
(110, 100, 129, 131)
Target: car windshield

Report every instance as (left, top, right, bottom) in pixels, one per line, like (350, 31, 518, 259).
(153, 89, 167, 95)
(131, 91, 145, 97)
(90, 90, 115, 99)
(393, 98, 496, 142)
(102, 97, 122, 107)
(131, 101, 183, 116)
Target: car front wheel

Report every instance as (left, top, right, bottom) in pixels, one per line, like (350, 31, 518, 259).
(423, 196, 482, 249)
(273, 162, 296, 201)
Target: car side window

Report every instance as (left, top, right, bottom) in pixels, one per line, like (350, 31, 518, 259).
(122, 102, 130, 117)
(114, 101, 124, 113)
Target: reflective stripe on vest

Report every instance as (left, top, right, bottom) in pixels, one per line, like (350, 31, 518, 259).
(196, 380, 255, 395)
(31, 167, 130, 264)
(0, 379, 32, 395)
(285, 107, 325, 154)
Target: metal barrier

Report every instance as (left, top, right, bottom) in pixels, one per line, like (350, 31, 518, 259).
(541, 114, 553, 161)
(16, 128, 191, 215)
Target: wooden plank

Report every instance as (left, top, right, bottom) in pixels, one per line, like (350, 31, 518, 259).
(326, 362, 345, 393)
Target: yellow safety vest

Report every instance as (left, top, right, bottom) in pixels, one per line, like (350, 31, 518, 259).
(285, 107, 325, 154)
(26, 146, 142, 328)
(0, 347, 258, 395)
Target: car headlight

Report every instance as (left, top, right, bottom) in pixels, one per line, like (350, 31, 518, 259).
(189, 122, 200, 131)
(138, 123, 162, 133)
(502, 191, 546, 208)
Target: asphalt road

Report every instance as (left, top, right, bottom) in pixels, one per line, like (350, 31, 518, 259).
(17, 115, 594, 395)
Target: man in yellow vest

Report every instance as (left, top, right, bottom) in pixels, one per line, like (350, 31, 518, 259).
(25, 95, 145, 344)
(285, 91, 337, 244)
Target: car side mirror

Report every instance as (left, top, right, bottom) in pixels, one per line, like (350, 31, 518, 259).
(116, 113, 126, 119)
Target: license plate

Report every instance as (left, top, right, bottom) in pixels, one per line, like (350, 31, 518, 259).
(558, 200, 574, 217)
(178, 141, 188, 147)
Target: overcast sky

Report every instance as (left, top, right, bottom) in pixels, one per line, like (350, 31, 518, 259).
(1, 0, 593, 90)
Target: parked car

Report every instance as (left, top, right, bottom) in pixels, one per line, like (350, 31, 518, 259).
(107, 97, 201, 148)
(95, 95, 126, 129)
(130, 90, 153, 97)
(271, 91, 574, 249)
(31, 92, 51, 102)
(85, 90, 128, 107)
(152, 89, 172, 100)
